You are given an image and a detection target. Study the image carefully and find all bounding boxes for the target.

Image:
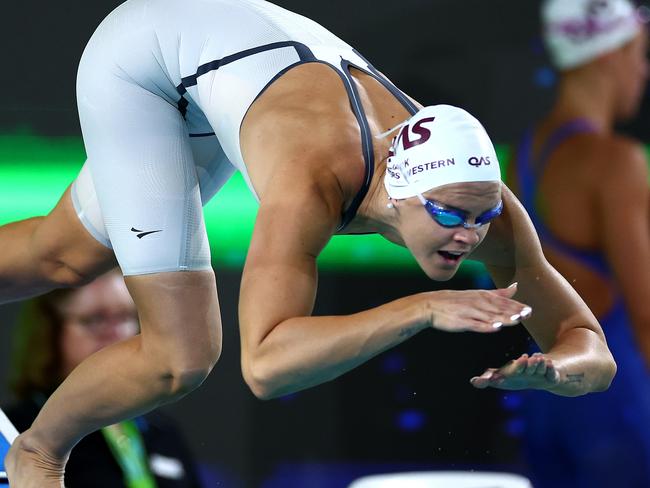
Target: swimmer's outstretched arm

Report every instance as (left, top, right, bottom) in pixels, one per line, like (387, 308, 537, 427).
(472, 186, 617, 397)
(239, 182, 529, 400)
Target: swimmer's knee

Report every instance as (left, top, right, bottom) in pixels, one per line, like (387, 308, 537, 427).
(25, 224, 93, 287)
(164, 352, 220, 398)
(29, 203, 111, 288)
(165, 366, 213, 398)
(37, 254, 96, 288)
(157, 337, 222, 399)
(127, 270, 222, 398)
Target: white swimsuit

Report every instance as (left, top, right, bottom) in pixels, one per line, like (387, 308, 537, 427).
(73, 0, 416, 275)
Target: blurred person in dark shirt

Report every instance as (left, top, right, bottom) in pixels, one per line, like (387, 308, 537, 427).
(3, 270, 203, 488)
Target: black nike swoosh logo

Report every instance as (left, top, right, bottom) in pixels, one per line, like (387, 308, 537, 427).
(130, 227, 162, 239)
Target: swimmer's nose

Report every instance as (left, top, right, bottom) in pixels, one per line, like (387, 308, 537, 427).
(452, 227, 480, 246)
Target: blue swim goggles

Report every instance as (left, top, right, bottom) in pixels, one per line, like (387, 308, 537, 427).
(416, 194, 503, 229)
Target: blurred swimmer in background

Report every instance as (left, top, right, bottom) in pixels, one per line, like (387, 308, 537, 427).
(509, 0, 650, 486)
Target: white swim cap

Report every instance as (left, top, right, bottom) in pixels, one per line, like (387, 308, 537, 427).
(542, 0, 643, 70)
(383, 105, 501, 200)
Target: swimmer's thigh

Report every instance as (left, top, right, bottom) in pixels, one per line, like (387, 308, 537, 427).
(77, 51, 221, 358)
(77, 56, 212, 276)
(0, 184, 116, 304)
(35, 185, 117, 281)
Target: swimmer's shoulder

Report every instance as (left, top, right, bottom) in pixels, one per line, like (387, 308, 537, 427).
(242, 65, 368, 202)
(584, 133, 648, 184)
(570, 133, 649, 205)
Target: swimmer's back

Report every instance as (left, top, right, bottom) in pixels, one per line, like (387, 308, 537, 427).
(90, 0, 351, 70)
(511, 121, 648, 316)
(79, 0, 406, 201)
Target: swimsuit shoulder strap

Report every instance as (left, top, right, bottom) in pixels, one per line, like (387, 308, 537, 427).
(336, 55, 417, 232)
(517, 120, 611, 277)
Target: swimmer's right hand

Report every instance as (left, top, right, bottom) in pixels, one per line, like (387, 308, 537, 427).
(423, 283, 531, 333)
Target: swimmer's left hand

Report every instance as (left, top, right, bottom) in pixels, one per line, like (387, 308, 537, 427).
(469, 353, 561, 391)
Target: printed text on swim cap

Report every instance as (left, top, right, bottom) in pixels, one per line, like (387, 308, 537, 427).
(406, 159, 456, 176)
(387, 159, 455, 179)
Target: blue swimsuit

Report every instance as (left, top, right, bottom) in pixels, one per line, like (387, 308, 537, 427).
(516, 121, 650, 488)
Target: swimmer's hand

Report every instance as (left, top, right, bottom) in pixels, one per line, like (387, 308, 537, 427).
(427, 284, 531, 333)
(469, 353, 561, 390)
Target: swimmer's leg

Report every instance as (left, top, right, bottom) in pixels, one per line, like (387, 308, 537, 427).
(7, 29, 224, 486)
(6, 270, 222, 488)
(0, 186, 116, 304)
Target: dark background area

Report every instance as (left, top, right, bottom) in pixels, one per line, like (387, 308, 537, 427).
(2, 0, 648, 140)
(0, 0, 563, 141)
(1, 1, 649, 486)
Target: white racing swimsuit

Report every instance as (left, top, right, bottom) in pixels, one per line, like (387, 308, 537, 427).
(73, 0, 417, 275)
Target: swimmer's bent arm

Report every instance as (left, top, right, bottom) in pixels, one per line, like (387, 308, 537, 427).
(239, 183, 529, 400)
(477, 186, 617, 397)
(239, 184, 423, 399)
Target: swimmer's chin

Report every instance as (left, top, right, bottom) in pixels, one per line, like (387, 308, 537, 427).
(418, 261, 460, 281)
(426, 269, 458, 281)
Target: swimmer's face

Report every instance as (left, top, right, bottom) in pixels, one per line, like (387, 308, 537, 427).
(58, 272, 139, 378)
(614, 30, 649, 120)
(395, 181, 502, 281)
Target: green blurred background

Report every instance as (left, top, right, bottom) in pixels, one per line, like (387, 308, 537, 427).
(0, 133, 511, 273)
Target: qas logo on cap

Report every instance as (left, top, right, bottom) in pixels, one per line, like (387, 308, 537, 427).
(468, 156, 493, 167)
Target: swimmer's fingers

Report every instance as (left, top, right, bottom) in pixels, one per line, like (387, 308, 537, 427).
(425, 288, 531, 333)
(544, 359, 560, 384)
(491, 282, 518, 298)
(470, 353, 560, 390)
(468, 368, 499, 388)
(475, 287, 532, 329)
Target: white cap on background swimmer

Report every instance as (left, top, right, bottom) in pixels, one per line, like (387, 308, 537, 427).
(383, 105, 501, 200)
(542, 0, 643, 70)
